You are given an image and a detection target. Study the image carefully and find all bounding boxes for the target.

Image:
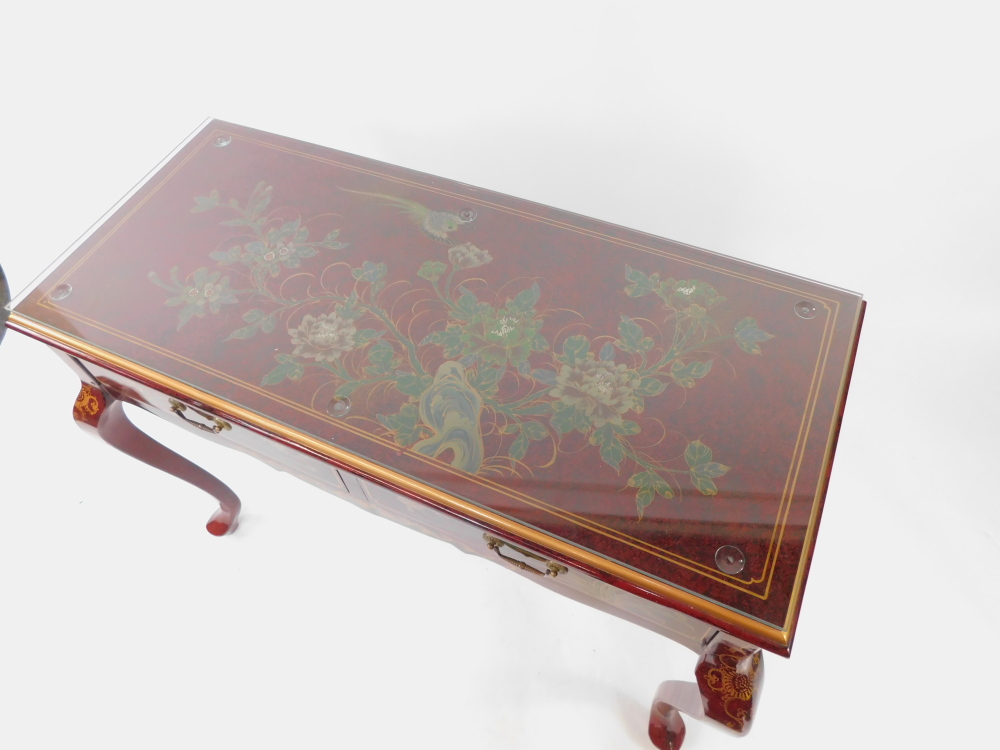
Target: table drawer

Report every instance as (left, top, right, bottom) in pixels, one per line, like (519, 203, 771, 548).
(355, 475, 714, 651)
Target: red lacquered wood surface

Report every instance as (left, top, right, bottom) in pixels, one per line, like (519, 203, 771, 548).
(11, 120, 863, 651)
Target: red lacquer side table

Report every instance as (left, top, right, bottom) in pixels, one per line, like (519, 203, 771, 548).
(2, 121, 864, 748)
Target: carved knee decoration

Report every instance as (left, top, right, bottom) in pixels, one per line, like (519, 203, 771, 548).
(649, 635, 764, 749)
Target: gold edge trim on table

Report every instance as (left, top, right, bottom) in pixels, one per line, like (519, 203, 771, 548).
(779, 296, 866, 640)
(9, 311, 791, 652)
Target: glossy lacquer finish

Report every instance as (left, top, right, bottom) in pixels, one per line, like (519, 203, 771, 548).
(649, 635, 764, 749)
(10, 121, 864, 653)
(72, 381, 241, 535)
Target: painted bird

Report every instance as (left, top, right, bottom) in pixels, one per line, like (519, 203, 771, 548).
(413, 361, 485, 474)
(340, 188, 474, 243)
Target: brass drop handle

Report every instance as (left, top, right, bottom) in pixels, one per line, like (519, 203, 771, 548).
(483, 534, 568, 578)
(169, 399, 231, 435)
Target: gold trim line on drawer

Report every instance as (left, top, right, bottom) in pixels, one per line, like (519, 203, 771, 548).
(9, 312, 792, 652)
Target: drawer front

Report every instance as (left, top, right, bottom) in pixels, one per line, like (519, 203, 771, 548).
(80, 361, 368, 507)
(356, 477, 713, 651)
(81, 358, 714, 652)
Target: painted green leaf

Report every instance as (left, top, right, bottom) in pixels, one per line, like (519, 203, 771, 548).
(509, 433, 529, 464)
(395, 372, 433, 398)
(616, 315, 644, 353)
(251, 193, 272, 216)
(637, 376, 666, 396)
(366, 340, 398, 375)
(261, 355, 304, 386)
(624, 265, 660, 297)
(177, 304, 197, 330)
(260, 314, 276, 334)
(225, 323, 261, 341)
(500, 423, 521, 435)
(690, 472, 719, 496)
(508, 283, 540, 315)
(210, 245, 242, 264)
(191, 189, 220, 213)
(421, 325, 465, 358)
(734, 317, 775, 355)
(549, 409, 576, 435)
(636, 488, 655, 517)
(321, 229, 347, 249)
(377, 403, 426, 447)
(638, 336, 655, 352)
(242, 308, 265, 323)
(599, 342, 615, 361)
(353, 260, 388, 285)
(529, 331, 549, 353)
(277, 217, 301, 237)
(613, 420, 640, 436)
(531, 368, 558, 385)
(517, 360, 531, 376)
(520, 421, 548, 441)
(559, 335, 590, 365)
(685, 440, 712, 468)
(353, 329, 383, 345)
(455, 287, 481, 319)
(147, 271, 171, 292)
(418, 260, 448, 282)
(550, 403, 583, 434)
(336, 290, 363, 321)
(470, 366, 503, 395)
(628, 470, 673, 499)
(599, 434, 625, 471)
(692, 461, 730, 478)
(670, 359, 714, 388)
(589, 423, 625, 471)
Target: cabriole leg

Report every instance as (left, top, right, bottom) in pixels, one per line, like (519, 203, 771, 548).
(72, 382, 241, 536)
(648, 634, 764, 749)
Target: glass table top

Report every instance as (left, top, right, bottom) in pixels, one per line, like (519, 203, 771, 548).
(10, 121, 864, 642)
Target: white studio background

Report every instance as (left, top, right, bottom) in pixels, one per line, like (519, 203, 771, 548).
(1, 2, 997, 749)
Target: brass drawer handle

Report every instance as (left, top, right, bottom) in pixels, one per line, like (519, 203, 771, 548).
(169, 399, 231, 434)
(483, 534, 568, 578)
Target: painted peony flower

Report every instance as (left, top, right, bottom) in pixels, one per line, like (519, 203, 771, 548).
(289, 312, 357, 362)
(550, 357, 640, 428)
(448, 242, 493, 269)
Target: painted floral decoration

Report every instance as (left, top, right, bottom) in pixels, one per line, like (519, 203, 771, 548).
(148, 267, 239, 330)
(448, 242, 493, 269)
(151, 182, 776, 519)
(289, 313, 357, 362)
(551, 357, 640, 428)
